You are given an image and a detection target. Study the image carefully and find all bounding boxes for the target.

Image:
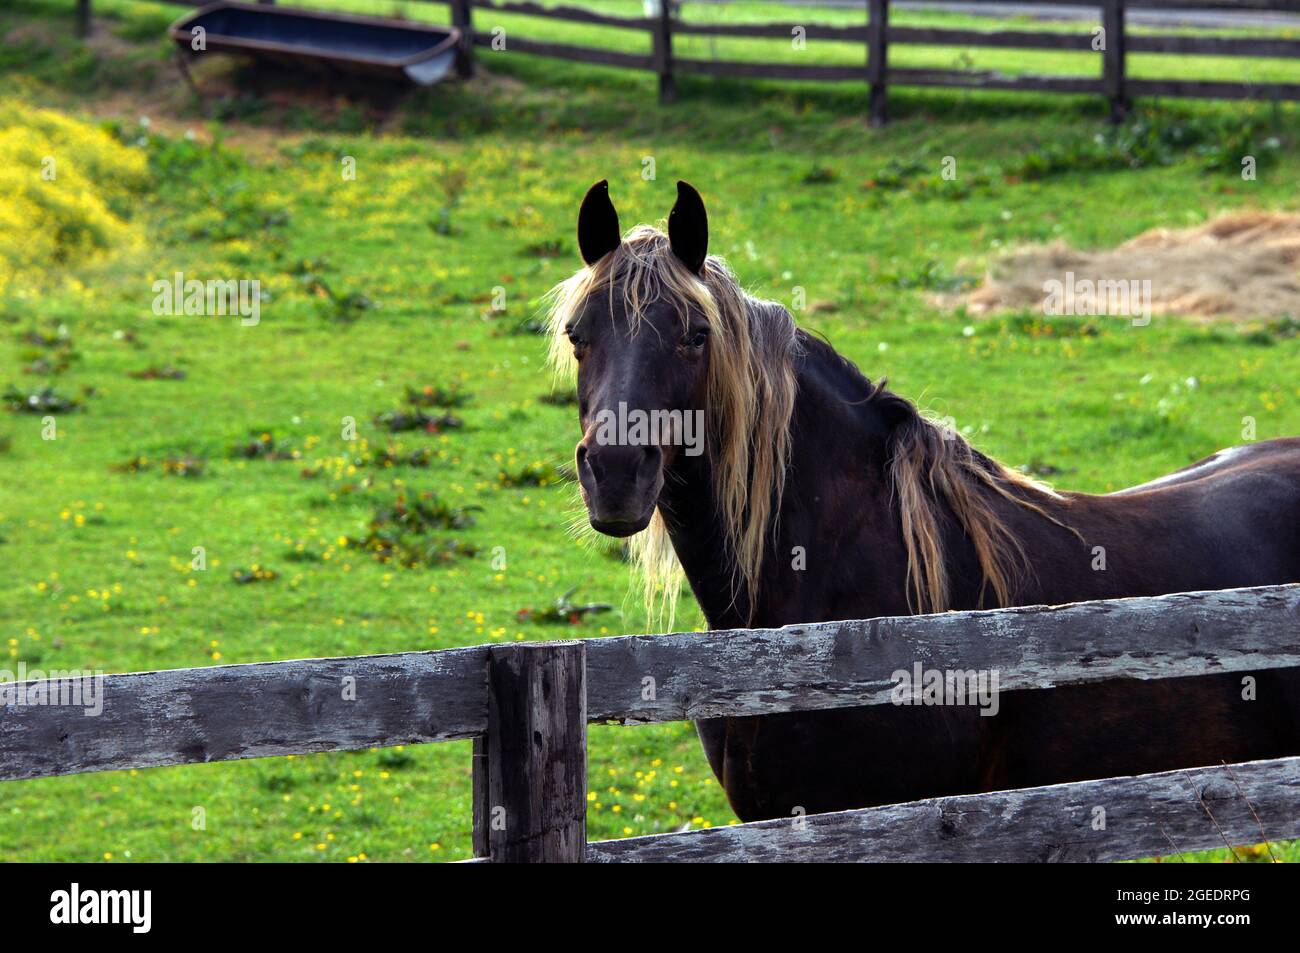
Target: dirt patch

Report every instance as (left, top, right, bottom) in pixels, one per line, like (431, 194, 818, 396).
(956, 211, 1300, 321)
(4, 21, 56, 45)
(85, 21, 141, 62)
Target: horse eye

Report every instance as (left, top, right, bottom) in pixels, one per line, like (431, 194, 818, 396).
(684, 329, 708, 349)
(567, 328, 588, 348)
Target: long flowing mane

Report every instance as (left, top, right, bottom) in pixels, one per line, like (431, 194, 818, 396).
(545, 224, 1070, 627)
(869, 385, 1073, 613)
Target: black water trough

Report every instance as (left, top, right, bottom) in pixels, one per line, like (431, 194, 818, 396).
(169, 2, 462, 86)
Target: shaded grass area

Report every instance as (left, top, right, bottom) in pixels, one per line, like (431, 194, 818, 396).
(1, 0, 1298, 862)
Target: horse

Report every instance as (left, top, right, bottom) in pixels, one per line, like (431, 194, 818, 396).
(547, 179, 1300, 822)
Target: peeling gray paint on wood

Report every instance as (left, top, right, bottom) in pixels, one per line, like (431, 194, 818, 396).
(0, 647, 488, 781)
(485, 642, 587, 862)
(585, 584, 1300, 724)
(1, 584, 1297, 782)
(587, 754, 1300, 862)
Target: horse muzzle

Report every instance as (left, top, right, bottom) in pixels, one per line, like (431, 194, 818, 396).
(576, 441, 663, 537)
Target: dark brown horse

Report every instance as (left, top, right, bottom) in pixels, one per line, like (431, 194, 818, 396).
(549, 179, 1300, 822)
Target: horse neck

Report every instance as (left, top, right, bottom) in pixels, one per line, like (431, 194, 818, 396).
(657, 336, 907, 630)
(655, 450, 751, 629)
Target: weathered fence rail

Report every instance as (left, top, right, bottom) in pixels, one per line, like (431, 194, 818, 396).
(77, 0, 1300, 122)
(3, 584, 1299, 861)
(588, 753, 1300, 862)
(449, 0, 1300, 122)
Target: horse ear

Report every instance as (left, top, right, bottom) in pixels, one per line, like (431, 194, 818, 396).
(578, 179, 621, 266)
(668, 180, 708, 274)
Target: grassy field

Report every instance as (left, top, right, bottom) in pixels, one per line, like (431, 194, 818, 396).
(1, 0, 1298, 862)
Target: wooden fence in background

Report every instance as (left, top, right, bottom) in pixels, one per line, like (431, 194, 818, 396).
(451, 0, 1300, 123)
(77, 0, 1300, 123)
(4, 584, 1300, 861)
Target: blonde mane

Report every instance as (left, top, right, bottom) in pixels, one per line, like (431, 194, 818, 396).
(546, 225, 1073, 628)
(871, 389, 1076, 614)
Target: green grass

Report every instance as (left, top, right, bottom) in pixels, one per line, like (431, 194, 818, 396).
(1, 0, 1298, 862)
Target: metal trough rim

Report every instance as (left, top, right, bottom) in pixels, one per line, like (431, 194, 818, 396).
(168, 1, 461, 72)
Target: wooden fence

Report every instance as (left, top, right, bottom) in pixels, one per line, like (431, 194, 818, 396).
(78, 0, 1300, 123)
(3, 583, 1300, 861)
(456, 0, 1300, 123)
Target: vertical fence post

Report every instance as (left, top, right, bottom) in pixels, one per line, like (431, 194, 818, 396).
(867, 0, 888, 126)
(476, 641, 587, 863)
(77, 0, 91, 38)
(1102, 0, 1128, 123)
(451, 0, 476, 79)
(653, 0, 677, 103)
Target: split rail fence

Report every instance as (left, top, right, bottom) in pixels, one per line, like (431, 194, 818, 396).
(3, 584, 1300, 861)
(446, 0, 1300, 123)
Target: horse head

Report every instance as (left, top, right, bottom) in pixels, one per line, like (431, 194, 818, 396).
(559, 179, 714, 538)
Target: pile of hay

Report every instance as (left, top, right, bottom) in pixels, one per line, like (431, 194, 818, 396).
(960, 211, 1300, 321)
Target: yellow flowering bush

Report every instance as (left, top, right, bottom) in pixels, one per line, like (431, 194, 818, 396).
(0, 100, 148, 294)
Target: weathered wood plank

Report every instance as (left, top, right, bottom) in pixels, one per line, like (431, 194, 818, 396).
(1126, 77, 1300, 100)
(913, 0, 1300, 8)
(674, 21, 866, 41)
(584, 585, 1300, 724)
(1128, 33, 1300, 57)
(1124, 0, 1300, 10)
(0, 647, 488, 781)
(867, 0, 889, 125)
(664, 24, 1300, 57)
(588, 754, 1300, 862)
(485, 642, 586, 862)
(3, 585, 1296, 782)
(674, 57, 864, 81)
(653, 0, 676, 102)
(473, 35, 655, 70)
(450, 0, 476, 77)
(471, 735, 491, 858)
(474, 0, 651, 30)
(888, 67, 1104, 93)
(1103, 0, 1128, 122)
(143, 0, 1300, 14)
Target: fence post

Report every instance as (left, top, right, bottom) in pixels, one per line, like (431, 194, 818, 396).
(77, 0, 91, 38)
(477, 641, 587, 863)
(867, 0, 888, 126)
(653, 0, 677, 103)
(1102, 0, 1128, 123)
(451, 0, 476, 79)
